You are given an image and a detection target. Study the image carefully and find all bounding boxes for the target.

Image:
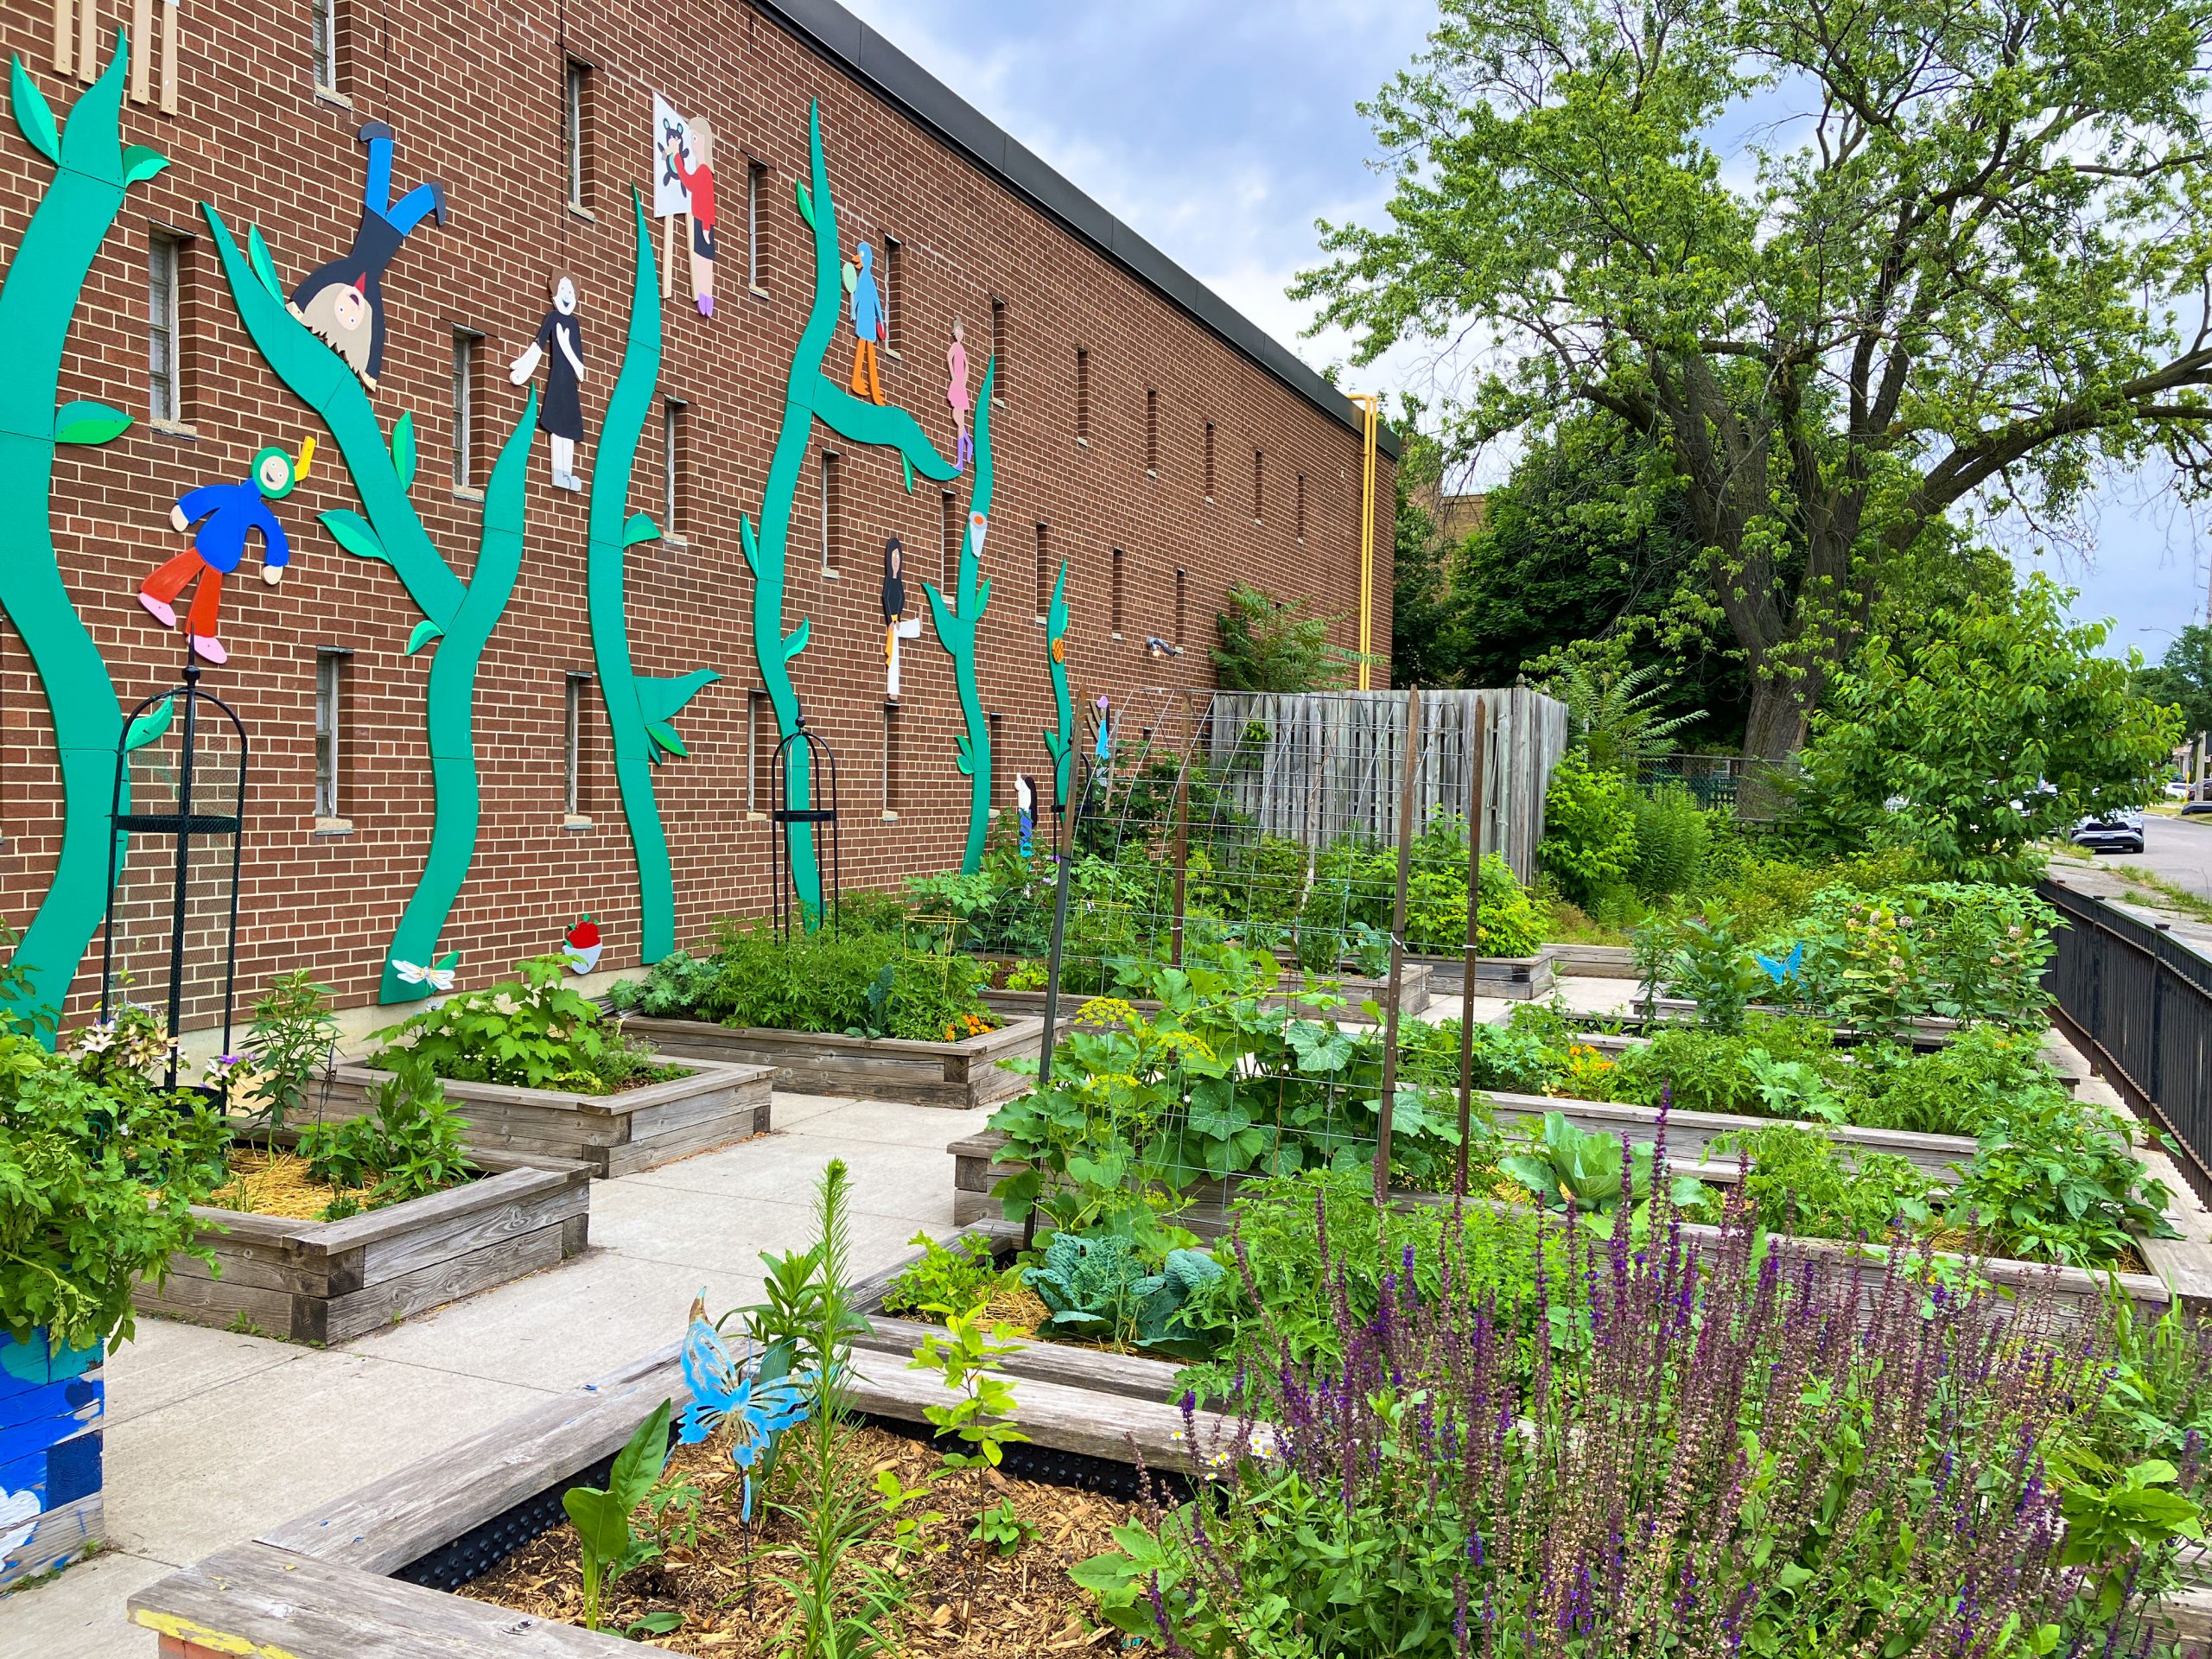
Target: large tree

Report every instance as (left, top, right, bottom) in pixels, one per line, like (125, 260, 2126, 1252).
(1299, 0, 2212, 760)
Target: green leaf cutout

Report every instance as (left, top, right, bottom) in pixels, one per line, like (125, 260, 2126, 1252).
(622, 512, 661, 548)
(956, 732, 976, 777)
(900, 454, 914, 493)
(405, 619, 443, 655)
(54, 401, 132, 446)
(124, 696, 175, 754)
(795, 179, 814, 227)
(10, 58, 59, 167)
(320, 509, 391, 566)
(738, 512, 761, 576)
(246, 226, 285, 302)
(391, 411, 416, 493)
(646, 721, 688, 758)
(121, 145, 168, 187)
(782, 619, 810, 662)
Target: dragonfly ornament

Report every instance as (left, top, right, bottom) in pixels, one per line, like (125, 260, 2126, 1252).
(677, 1296, 812, 1522)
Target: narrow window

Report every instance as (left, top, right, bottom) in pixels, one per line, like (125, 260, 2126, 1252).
(1253, 448, 1265, 524)
(882, 237, 904, 353)
(450, 330, 478, 489)
(1204, 422, 1216, 501)
(989, 297, 1007, 401)
(148, 232, 181, 424)
(662, 398, 683, 535)
(308, 0, 339, 91)
(988, 713, 1003, 790)
(940, 490, 958, 591)
(563, 672, 594, 820)
(1296, 472, 1306, 541)
(882, 705, 901, 815)
(1035, 523, 1051, 621)
(747, 690, 772, 814)
(1074, 348, 1090, 446)
(1110, 547, 1124, 638)
(819, 449, 841, 573)
(314, 649, 347, 822)
(747, 160, 767, 290)
(1175, 568, 1187, 649)
(563, 59, 590, 213)
(1145, 388, 1158, 475)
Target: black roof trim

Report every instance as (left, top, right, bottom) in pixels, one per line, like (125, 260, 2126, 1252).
(751, 0, 1402, 461)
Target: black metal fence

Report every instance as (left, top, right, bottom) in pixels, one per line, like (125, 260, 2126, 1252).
(2040, 879, 2212, 1204)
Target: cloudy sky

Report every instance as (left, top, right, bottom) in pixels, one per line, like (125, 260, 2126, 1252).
(839, 0, 2209, 666)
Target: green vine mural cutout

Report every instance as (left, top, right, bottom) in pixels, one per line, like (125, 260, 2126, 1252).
(745, 103, 980, 919)
(922, 365, 997, 874)
(1041, 558, 1073, 819)
(587, 196, 717, 964)
(203, 206, 537, 1003)
(0, 41, 168, 1033)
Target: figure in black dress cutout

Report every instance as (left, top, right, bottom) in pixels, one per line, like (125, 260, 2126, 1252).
(881, 536, 921, 702)
(288, 123, 448, 392)
(509, 275, 587, 491)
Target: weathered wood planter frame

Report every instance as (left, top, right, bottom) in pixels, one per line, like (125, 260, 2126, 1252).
(125, 1270, 1197, 1658)
(984, 958, 1434, 1022)
(1410, 946, 1555, 1000)
(620, 1014, 1046, 1110)
(323, 1055, 773, 1177)
(137, 1150, 593, 1344)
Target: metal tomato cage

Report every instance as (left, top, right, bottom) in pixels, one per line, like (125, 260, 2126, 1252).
(770, 717, 843, 941)
(99, 661, 249, 1092)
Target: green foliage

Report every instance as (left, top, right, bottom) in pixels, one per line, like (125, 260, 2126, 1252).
(908, 1301, 1028, 1571)
(1951, 1094, 2179, 1268)
(0, 986, 226, 1350)
(1546, 658, 1699, 776)
(1628, 784, 1711, 903)
(1707, 1123, 1938, 1242)
(882, 1230, 1009, 1320)
(374, 956, 675, 1094)
(1498, 1110, 1705, 1220)
(1211, 581, 1362, 692)
(239, 970, 338, 1134)
(294, 1053, 474, 1215)
(1793, 579, 2180, 880)
(2133, 624, 2212, 737)
(562, 1398, 674, 1631)
(1020, 1231, 1224, 1357)
(1300, 816, 1548, 959)
(1538, 750, 1637, 912)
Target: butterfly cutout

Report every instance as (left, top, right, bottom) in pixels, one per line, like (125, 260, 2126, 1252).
(678, 1297, 812, 1522)
(1755, 941, 1804, 986)
(392, 958, 456, 992)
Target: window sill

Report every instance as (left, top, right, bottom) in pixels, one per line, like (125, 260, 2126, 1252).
(149, 418, 199, 441)
(1146, 469, 1157, 480)
(1111, 632, 1123, 641)
(563, 815, 594, 832)
(310, 817, 353, 838)
(662, 531, 688, 549)
(884, 347, 902, 362)
(314, 86, 353, 111)
(1075, 436, 1089, 449)
(745, 810, 768, 822)
(822, 568, 841, 580)
(453, 486, 484, 503)
(988, 807, 1001, 820)
(880, 810, 899, 823)
(567, 203, 597, 225)
(749, 284, 771, 301)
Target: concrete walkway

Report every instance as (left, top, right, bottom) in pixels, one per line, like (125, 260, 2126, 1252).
(0, 974, 1637, 1656)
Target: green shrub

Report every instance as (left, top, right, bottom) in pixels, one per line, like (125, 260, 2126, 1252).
(1628, 783, 1710, 900)
(1708, 1122, 1938, 1241)
(882, 1230, 1011, 1319)
(375, 957, 674, 1094)
(295, 1052, 474, 1216)
(1539, 750, 1637, 911)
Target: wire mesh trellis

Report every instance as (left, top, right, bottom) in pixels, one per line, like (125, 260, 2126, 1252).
(99, 664, 249, 1090)
(988, 686, 1567, 1237)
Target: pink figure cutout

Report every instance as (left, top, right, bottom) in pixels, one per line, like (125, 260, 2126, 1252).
(946, 319, 971, 473)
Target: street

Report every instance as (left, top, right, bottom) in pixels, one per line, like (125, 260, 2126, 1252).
(2116, 812, 2212, 900)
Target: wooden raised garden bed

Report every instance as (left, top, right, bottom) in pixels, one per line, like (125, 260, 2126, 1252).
(125, 1287, 1201, 1658)
(137, 1150, 593, 1344)
(1410, 945, 1556, 1001)
(620, 1014, 1048, 1110)
(321, 1056, 773, 1178)
(983, 958, 1434, 1024)
(0, 1328, 104, 1590)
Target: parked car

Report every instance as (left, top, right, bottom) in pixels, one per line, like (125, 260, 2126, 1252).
(2074, 807, 2146, 853)
(2167, 779, 2193, 801)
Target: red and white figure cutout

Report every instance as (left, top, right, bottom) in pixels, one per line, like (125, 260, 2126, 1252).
(563, 915, 603, 976)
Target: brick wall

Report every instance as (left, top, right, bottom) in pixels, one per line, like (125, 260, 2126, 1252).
(0, 0, 1397, 1022)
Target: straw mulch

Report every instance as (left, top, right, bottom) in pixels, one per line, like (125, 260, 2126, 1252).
(200, 1148, 376, 1221)
(460, 1421, 1141, 1656)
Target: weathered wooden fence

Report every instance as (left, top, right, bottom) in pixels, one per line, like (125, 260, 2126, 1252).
(1202, 688, 1569, 884)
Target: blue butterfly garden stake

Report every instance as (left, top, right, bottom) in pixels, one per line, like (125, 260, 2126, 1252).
(677, 1296, 813, 1522)
(1755, 940, 1804, 988)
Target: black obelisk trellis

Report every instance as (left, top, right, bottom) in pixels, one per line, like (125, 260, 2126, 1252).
(772, 720, 843, 940)
(99, 662, 249, 1092)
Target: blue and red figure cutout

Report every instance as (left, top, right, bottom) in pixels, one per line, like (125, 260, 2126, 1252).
(846, 242, 885, 404)
(138, 438, 315, 664)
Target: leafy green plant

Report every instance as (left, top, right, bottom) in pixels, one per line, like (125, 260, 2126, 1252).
(562, 1397, 673, 1632)
(294, 1052, 474, 1214)
(1637, 909, 1763, 1032)
(1952, 1096, 2178, 1268)
(374, 956, 675, 1095)
(1211, 581, 1364, 691)
(969, 1497, 1030, 1557)
(1629, 782, 1710, 901)
(883, 1230, 1009, 1319)
(1544, 658, 1699, 776)
(1539, 750, 1638, 913)
(909, 1301, 1029, 1603)
(1708, 1123, 1938, 1242)
(1738, 1046, 1847, 1123)
(238, 970, 338, 1133)
(2060, 1458, 2208, 1622)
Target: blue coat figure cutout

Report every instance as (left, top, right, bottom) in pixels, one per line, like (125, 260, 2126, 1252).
(848, 242, 885, 405)
(139, 441, 315, 665)
(1015, 773, 1036, 859)
(289, 123, 448, 391)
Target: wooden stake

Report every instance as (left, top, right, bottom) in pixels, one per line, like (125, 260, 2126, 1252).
(53, 0, 73, 75)
(1168, 760, 1191, 968)
(1455, 698, 1490, 1198)
(79, 0, 99, 83)
(130, 0, 150, 102)
(159, 0, 178, 115)
(1374, 685, 1422, 1207)
(663, 213, 677, 299)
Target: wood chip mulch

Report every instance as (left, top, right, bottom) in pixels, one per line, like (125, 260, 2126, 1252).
(459, 1421, 1145, 1655)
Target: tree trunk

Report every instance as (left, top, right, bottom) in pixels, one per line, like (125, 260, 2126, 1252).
(1738, 674, 1810, 819)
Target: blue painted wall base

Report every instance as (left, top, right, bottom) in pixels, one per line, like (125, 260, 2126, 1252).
(0, 1328, 105, 1587)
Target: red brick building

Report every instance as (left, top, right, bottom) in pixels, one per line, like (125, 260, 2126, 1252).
(0, 0, 1398, 1023)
